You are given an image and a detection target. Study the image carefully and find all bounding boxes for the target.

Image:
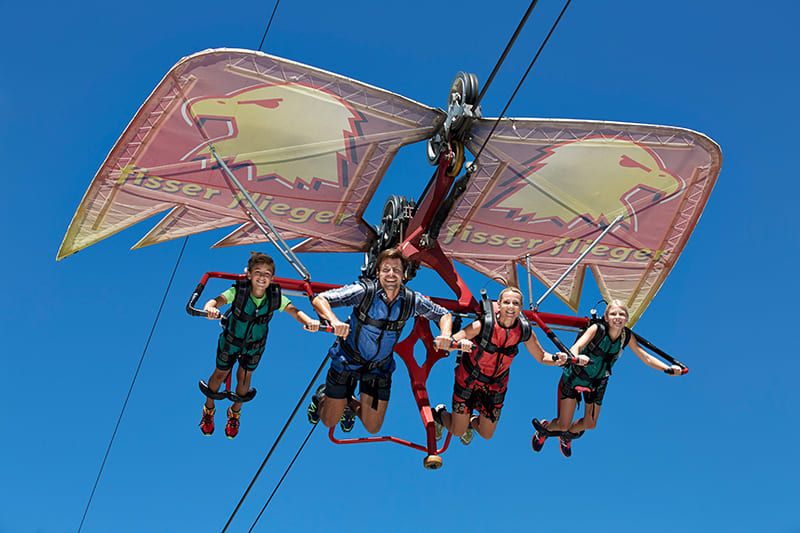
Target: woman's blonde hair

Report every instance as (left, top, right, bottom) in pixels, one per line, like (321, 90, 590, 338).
(498, 286, 524, 302)
(603, 299, 629, 321)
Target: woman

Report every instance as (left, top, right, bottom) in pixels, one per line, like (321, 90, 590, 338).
(433, 287, 565, 445)
(531, 300, 683, 457)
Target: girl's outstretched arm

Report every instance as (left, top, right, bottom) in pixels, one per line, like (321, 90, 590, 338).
(628, 335, 682, 375)
(566, 324, 596, 366)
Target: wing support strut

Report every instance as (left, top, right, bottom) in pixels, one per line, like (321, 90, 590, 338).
(208, 145, 312, 281)
(533, 214, 623, 311)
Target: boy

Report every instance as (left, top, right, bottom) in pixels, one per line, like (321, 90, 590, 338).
(200, 252, 319, 438)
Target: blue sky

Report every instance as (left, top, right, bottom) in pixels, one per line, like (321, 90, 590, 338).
(2, 1, 798, 531)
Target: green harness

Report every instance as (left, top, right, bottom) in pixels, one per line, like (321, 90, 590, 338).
(565, 321, 631, 386)
(219, 280, 282, 357)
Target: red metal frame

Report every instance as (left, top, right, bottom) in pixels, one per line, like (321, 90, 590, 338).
(327, 317, 454, 460)
(192, 155, 595, 466)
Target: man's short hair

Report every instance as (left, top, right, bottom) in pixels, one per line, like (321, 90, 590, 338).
(375, 248, 408, 272)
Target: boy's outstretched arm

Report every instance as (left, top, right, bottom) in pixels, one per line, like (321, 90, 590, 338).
(284, 303, 320, 331)
(203, 294, 228, 320)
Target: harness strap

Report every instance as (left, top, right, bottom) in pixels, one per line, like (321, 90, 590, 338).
(454, 381, 506, 406)
(461, 355, 509, 385)
(350, 279, 415, 362)
(339, 340, 394, 371)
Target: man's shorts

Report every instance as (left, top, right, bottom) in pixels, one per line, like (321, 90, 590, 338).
(558, 375, 609, 406)
(451, 363, 509, 423)
(324, 366, 392, 402)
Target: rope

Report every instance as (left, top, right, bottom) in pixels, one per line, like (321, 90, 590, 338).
(221, 354, 328, 532)
(257, 0, 282, 51)
(77, 236, 189, 532)
(473, 0, 573, 163)
(248, 423, 318, 532)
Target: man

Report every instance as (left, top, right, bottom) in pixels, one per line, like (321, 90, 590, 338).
(307, 248, 454, 433)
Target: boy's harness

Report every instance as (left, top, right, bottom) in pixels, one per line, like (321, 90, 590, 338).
(220, 280, 282, 354)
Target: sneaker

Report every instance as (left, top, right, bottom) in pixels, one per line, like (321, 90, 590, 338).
(560, 429, 584, 457)
(432, 404, 446, 441)
(200, 405, 215, 436)
(339, 406, 356, 433)
(460, 425, 474, 446)
(307, 384, 325, 425)
(559, 435, 572, 458)
(225, 408, 241, 439)
(531, 419, 549, 452)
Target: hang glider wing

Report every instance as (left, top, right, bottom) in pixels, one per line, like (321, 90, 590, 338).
(445, 118, 721, 323)
(57, 48, 444, 260)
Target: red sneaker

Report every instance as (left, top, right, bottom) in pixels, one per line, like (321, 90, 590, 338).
(225, 408, 241, 439)
(531, 419, 549, 452)
(559, 436, 572, 458)
(200, 406, 215, 436)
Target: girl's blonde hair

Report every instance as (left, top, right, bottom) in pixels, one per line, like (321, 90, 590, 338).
(603, 299, 629, 321)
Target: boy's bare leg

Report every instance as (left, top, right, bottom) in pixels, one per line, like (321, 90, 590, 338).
(231, 365, 253, 412)
(205, 368, 230, 410)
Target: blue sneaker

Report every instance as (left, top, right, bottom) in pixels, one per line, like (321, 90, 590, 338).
(307, 384, 325, 425)
(339, 406, 356, 433)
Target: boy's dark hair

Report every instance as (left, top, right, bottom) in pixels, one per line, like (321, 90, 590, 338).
(248, 252, 275, 274)
(375, 248, 407, 272)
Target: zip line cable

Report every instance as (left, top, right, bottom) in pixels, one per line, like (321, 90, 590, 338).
(473, 0, 572, 163)
(221, 355, 329, 532)
(79, 2, 284, 530)
(258, 0, 282, 51)
(229, 3, 576, 530)
(475, 0, 539, 108)
(77, 237, 189, 532)
(248, 423, 318, 532)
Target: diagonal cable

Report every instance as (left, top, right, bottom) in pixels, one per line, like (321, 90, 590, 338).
(248, 422, 318, 532)
(258, 0, 282, 51)
(221, 355, 328, 532)
(473, 0, 572, 163)
(77, 236, 189, 532)
(475, 0, 539, 107)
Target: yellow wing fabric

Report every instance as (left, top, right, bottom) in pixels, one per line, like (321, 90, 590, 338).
(446, 118, 721, 323)
(58, 49, 444, 260)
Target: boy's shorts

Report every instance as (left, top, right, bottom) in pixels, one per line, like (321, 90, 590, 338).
(216, 347, 263, 372)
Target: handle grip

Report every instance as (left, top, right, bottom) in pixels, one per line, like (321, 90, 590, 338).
(633, 331, 688, 374)
(305, 324, 335, 333)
